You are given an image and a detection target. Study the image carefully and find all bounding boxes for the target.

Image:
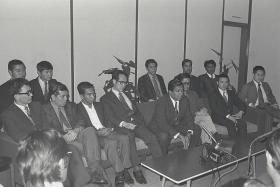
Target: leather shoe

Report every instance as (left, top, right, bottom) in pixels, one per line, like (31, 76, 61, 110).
(133, 170, 147, 184)
(124, 169, 134, 184)
(115, 174, 125, 187)
(89, 172, 108, 184)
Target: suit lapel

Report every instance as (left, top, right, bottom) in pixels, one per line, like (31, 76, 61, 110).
(35, 78, 44, 97)
(11, 104, 34, 127)
(45, 103, 63, 131)
(109, 91, 133, 111)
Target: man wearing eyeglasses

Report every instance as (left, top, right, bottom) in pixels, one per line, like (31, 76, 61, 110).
(101, 70, 163, 184)
(0, 78, 45, 142)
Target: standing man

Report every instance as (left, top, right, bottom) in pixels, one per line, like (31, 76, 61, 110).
(150, 78, 201, 155)
(199, 60, 218, 98)
(208, 74, 247, 138)
(76, 81, 134, 187)
(42, 81, 108, 187)
(101, 70, 163, 184)
(138, 59, 167, 102)
(0, 59, 26, 115)
(180, 59, 202, 97)
(30, 61, 56, 103)
(239, 66, 280, 132)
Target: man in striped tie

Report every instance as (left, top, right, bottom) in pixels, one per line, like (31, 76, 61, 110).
(0, 78, 45, 142)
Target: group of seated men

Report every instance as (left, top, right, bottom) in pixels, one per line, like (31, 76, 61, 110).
(0, 58, 279, 187)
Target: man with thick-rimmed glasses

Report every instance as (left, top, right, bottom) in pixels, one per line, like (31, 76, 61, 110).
(0, 78, 45, 142)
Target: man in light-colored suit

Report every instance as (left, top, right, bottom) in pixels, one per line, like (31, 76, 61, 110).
(239, 66, 280, 133)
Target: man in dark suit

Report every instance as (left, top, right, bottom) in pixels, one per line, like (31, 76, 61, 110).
(0, 59, 26, 115)
(208, 74, 247, 138)
(138, 59, 167, 102)
(0, 78, 44, 142)
(30, 61, 56, 103)
(43, 81, 108, 187)
(239, 66, 280, 132)
(76, 81, 133, 187)
(150, 78, 201, 155)
(199, 60, 219, 98)
(180, 59, 202, 97)
(101, 70, 163, 184)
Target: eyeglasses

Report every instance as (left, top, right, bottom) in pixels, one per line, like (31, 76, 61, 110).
(17, 90, 32, 96)
(117, 81, 128, 85)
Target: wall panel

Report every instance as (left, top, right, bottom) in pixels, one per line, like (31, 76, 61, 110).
(137, 0, 185, 85)
(0, 0, 71, 92)
(186, 0, 223, 76)
(73, 0, 135, 101)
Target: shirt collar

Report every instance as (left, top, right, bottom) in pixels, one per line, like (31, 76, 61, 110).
(112, 88, 120, 98)
(253, 79, 262, 87)
(82, 102, 93, 109)
(207, 73, 215, 78)
(218, 88, 227, 95)
(14, 102, 28, 111)
(169, 95, 177, 106)
(38, 77, 47, 84)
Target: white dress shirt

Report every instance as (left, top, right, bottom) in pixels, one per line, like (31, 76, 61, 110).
(82, 102, 104, 130)
(218, 88, 228, 101)
(207, 73, 216, 79)
(253, 80, 268, 106)
(38, 77, 48, 95)
(169, 96, 179, 112)
(14, 102, 30, 118)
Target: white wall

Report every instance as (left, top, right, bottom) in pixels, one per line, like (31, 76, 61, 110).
(248, 0, 280, 103)
(137, 0, 185, 84)
(0, 0, 71, 92)
(186, 0, 223, 76)
(73, 0, 135, 101)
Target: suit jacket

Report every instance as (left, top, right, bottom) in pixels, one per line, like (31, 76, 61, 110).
(150, 94, 195, 137)
(208, 89, 246, 122)
(190, 75, 203, 97)
(76, 102, 106, 129)
(29, 78, 56, 103)
(100, 91, 146, 129)
(199, 73, 218, 98)
(138, 74, 167, 102)
(0, 102, 45, 142)
(238, 81, 277, 105)
(0, 80, 14, 115)
(42, 102, 85, 134)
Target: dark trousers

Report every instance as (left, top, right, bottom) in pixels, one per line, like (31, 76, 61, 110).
(213, 117, 247, 138)
(116, 124, 163, 167)
(151, 125, 201, 155)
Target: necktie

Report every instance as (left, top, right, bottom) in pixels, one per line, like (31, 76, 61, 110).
(152, 75, 162, 98)
(222, 91, 228, 103)
(24, 106, 35, 125)
(44, 81, 49, 96)
(119, 92, 131, 111)
(174, 101, 179, 114)
(58, 108, 72, 130)
(258, 83, 264, 105)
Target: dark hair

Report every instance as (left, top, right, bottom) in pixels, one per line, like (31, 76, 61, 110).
(266, 130, 280, 173)
(218, 73, 230, 81)
(253, 66, 265, 74)
(49, 81, 68, 96)
(37, 61, 53, 72)
(174, 73, 191, 82)
(145, 59, 158, 68)
(8, 59, 25, 71)
(182, 59, 192, 67)
(112, 70, 128, 81)
(77, 82, 94, 95)
(168, 78, 183, 91)
(16, 129, 68, 187)
(204, 60, 216, 68)
(9, 78, 30, 96)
